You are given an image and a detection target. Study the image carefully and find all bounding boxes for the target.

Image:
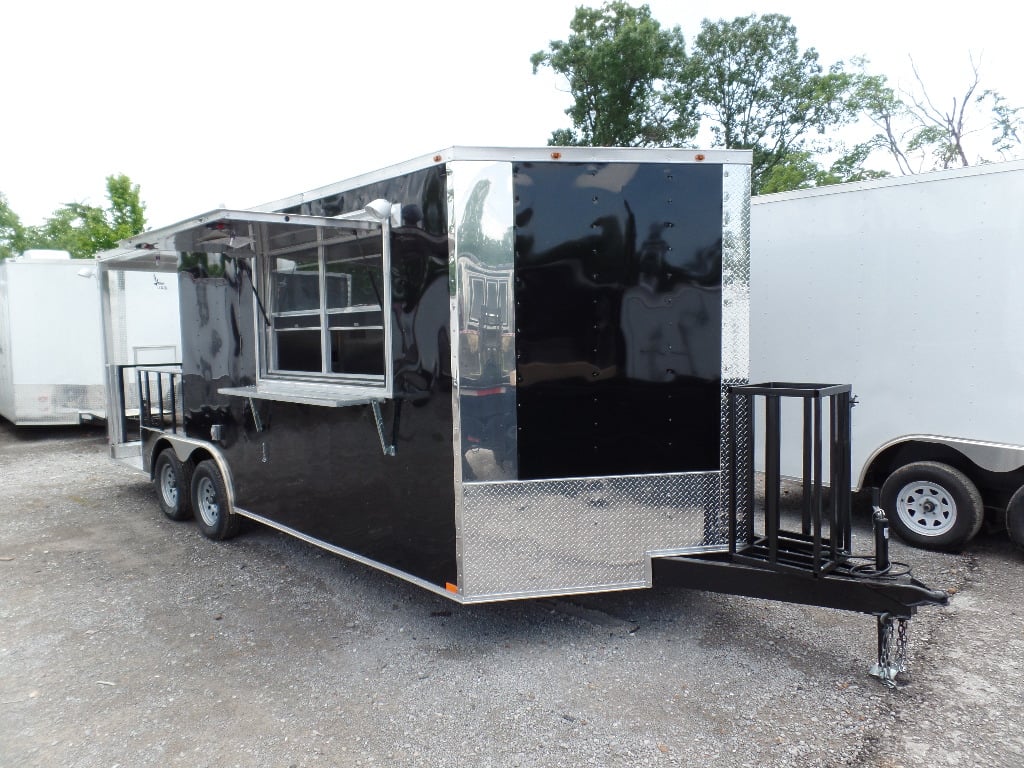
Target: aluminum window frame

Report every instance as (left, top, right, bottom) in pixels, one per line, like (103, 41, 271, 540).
(256, 218, 393, 395)
(116, 208, 395, 405)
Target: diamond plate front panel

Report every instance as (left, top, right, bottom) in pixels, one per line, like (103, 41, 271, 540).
(720, 163, 753, 545)
(460, 472, 722, 600)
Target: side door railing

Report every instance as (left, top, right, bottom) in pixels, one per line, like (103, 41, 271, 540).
(109, 363, 183, 446)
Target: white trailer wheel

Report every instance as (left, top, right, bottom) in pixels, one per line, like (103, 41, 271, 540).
(880, 461, 983, 551)
(893, 480, 957, 536)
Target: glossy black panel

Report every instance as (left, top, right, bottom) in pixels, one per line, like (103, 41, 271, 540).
(177, 168, 456, 587)
(514, 162, 723, 480)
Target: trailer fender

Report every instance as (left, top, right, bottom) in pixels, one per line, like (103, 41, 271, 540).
(860, 435, 1024, 490)
(149, 434, 237, 516)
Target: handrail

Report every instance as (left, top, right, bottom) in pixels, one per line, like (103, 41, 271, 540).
(111, 363, 183, 443)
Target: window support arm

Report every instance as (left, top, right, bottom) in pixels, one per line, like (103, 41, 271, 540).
(372, 400, 396, 456)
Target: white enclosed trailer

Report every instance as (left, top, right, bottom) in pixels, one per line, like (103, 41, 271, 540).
(750, 160, 1024, 550)
(0, 251, 106, 425)
(0, 249, 181, 426)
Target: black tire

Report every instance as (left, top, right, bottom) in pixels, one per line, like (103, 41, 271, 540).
(880, 461, 983, 551)
(190, 459, 240, 541)
(153, 449, 193, 522)
(1006, 485, 1024, 549)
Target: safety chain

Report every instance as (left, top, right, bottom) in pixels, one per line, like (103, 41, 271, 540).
(895, 617, 910, 674)
(870, 614, 911, 687)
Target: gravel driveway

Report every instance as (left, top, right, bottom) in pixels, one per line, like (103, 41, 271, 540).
(1, 423, 1021, 767)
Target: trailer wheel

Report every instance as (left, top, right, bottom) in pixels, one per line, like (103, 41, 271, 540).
(153, 449, 192, 522)
(191, 460, 240, 541)
(880, 461, 983, 551)
(1006, 485, 1024, 549)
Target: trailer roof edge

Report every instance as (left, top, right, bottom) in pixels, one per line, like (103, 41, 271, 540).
(95, 245, 178, 272)
(253, 145, 752, 215)
(753, 157, 1024, 205)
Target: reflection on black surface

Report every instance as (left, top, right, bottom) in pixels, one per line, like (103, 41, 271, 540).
(514, 162, 724, 480)
(175, 169, 458, 587)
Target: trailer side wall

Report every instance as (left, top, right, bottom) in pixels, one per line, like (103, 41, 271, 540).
(750, 161, 1024, 486)
(0, 260, 106, 424)
(175, 167, 458, 588)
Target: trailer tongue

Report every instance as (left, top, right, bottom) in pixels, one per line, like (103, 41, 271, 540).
(658, 382, 948, 685)
(95, 147, 947, 685)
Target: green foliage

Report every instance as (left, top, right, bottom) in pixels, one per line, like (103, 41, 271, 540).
(759, 147, 889, 194)
(826, 143, 891, 184)
(0, 193, 26, 261)
(534, 6, 1024, 193)
(984, 89, 1023, 157)
(105, 173, 147, 240)
(532, 9, 865, 192)
(531, 1, 697, 147)
(855, 56, 1023, 173)
(685, 14, 862, 192)
(23, 174, 146, 259)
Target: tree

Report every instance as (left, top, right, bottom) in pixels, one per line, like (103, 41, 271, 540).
(684, 14, 864, 193)
(105, 173, 147, 241)
(987, 89, 1023, 158)
(855, 56, 1024, 173)
(24, 174, 146, 258)
(531, 1, 697, 147)
(0, 193, 26, 260)
(758, 146, 889, 194)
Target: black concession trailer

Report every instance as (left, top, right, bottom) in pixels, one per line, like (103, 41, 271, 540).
(96, 147, 947, 683)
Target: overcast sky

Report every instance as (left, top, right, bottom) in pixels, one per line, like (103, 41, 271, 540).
(2, 0, 1021, 228)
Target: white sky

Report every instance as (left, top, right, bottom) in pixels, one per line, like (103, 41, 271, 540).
(2, 0, 1021, 227)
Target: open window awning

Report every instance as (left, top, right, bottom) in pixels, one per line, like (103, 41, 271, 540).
(97, 207, 389, 271)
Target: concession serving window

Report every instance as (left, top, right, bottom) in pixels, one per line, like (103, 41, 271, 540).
(128, 208, 393, 406)
(263, 219, 389, 384)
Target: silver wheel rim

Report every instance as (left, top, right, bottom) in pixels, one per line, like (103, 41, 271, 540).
(196, 476, 219, 527)
(159, 462, 178, 507)
(894, 480, 957, 536)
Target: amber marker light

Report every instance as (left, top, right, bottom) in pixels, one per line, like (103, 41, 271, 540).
(434, 155, 443, 162)
(695, 153, 706, 161)
(445, 582, 459, 593)
(550, 151, 562, 159)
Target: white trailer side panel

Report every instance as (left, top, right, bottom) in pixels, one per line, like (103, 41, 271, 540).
(0, 263, 14, 419)
(0, 259, 106, 424)
(750, 160, 1024, 487)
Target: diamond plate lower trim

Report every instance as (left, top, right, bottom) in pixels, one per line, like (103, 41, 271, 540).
(460, 472, 724, 600)
(6, 384, 106, 425)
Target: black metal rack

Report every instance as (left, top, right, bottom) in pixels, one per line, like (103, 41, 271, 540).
(653, 381, 949, 685)
(729, 382, 853, 576)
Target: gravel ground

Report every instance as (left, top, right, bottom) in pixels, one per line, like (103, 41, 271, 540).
(1, 422, 1021, 768)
